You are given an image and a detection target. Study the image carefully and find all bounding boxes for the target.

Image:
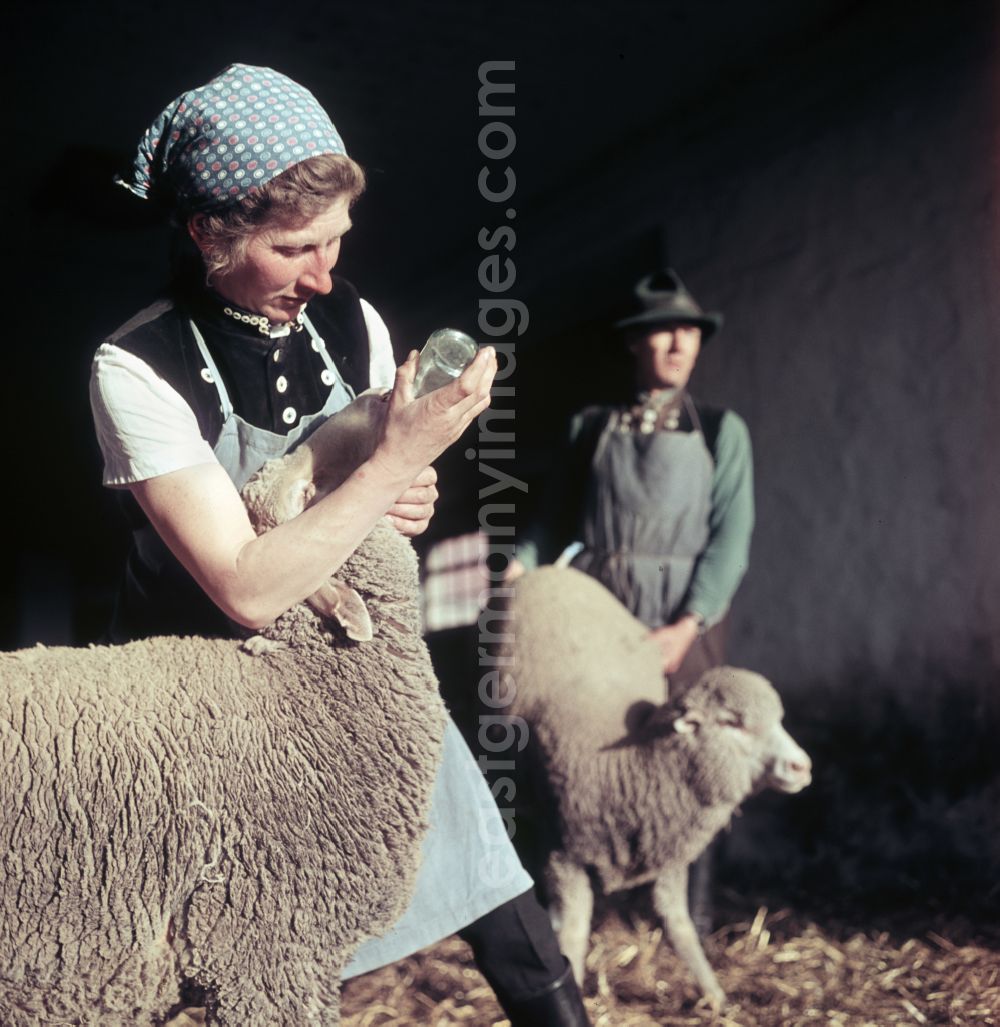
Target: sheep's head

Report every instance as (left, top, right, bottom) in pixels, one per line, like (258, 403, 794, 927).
(242, 391, 389, 533)
(240, 392, 414, 642)
(666, 667, 812, 800)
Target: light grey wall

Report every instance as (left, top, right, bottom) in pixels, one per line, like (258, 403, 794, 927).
(471, 4, 1000, 694)
(675, 14, 1000, 692)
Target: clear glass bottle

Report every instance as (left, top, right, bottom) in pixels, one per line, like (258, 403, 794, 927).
(412, 328, 479, 397)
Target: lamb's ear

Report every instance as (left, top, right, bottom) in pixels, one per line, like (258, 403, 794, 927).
(624, 699, 658, 735)
(673, 710, 704, 735)
(637, 702, 683, 740)
(306, 579, 374, 641)
(283, 478, 317, 519)
(243, 471, 316, 532)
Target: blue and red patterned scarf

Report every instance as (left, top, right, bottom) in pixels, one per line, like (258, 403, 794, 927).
(117, 63, 347, 212)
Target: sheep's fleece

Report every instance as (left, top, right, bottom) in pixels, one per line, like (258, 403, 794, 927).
(501, 565, 811, 1006)
(0, 400, 446, 1025)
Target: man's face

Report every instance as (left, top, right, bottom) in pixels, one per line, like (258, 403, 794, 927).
(630, 324, 703, 390)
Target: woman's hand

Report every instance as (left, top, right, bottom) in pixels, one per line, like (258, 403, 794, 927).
(131, 347, 493, 629)
(370, 347, 496, 483)
(387, 465, 438, 536)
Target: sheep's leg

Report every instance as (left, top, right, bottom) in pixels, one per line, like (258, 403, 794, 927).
(544, 851, 593, 986)
(206, 965, 341, 1026)
(688, 841, 716, 938)
(179, 900, 343, 1025)
(652, 863, 725, 1007)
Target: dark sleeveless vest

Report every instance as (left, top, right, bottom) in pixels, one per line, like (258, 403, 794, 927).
(105, 275, 371, 641)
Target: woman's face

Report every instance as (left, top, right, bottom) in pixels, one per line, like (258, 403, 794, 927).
(208, 195, 353, 321)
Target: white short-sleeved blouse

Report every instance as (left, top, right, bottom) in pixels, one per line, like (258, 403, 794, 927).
(91, 298, 396, 487)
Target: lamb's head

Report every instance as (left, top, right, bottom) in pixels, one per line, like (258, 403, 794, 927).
(242, 391, 389, 533)
(662, 667, 812, 802)
(240, 392, 418, 642)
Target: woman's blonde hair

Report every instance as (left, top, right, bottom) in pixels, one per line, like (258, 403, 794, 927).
(190, 153, 366, 282)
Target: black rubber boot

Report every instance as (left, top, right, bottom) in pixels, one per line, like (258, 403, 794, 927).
(500, 960, 591, 1027)
(458, 892, 592, 1026)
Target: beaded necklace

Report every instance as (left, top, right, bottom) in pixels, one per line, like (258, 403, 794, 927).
(221, 303, 306, 339)
(615, 388, 684, 434)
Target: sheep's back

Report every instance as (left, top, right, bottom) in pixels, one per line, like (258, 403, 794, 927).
(0, 638, 244, 1018)
(506, 566, 665, 751)
(0, 625, 445, 1015)
(210, 599, 448, 964)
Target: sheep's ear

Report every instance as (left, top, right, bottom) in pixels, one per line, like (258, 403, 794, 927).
(673, 710, 703, 735)
(285, 478, 317, 519)
(306, 579, 374, 642)
(624, 699, 658, 735)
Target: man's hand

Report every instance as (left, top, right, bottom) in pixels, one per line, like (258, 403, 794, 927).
(502, 558, 527, 583)
(649, 615, 702, 674)
(387, 465, 438, 537)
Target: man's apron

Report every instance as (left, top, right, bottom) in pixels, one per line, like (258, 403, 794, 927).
(570, 395, 727, 687)
(572, 395, 714, 627)
(117, 314, 531, 977)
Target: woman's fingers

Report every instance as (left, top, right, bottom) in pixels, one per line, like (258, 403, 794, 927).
(394, 482, 438, 506)
(388, 498, 436, 521)
(391, 351, 419, 409)
(388, 513, 433, 537)
(383, 468, 439, 538)
(409, 465, 438, 489)
(397, 345, 495, 412)
(376, 345, 496, 478)
(460, 345, 497, 396)
(387, 473, 437, 534)
(431, 345, 496, 403)
(438, 347, 497, 422)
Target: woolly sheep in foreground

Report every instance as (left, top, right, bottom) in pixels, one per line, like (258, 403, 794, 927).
(0, 394, 446, 1026)
(502, 565, 812, 1007)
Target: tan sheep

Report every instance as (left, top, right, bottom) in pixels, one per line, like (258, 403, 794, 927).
(0, 395, 445, 1026)
(502, 565, 812, 1006)
(241, 389, 392, 640)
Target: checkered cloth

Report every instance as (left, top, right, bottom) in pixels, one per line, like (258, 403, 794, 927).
(421, 532, 490, 633)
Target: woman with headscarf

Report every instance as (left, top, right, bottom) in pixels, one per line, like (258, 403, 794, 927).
(91, 64, 589, 1026)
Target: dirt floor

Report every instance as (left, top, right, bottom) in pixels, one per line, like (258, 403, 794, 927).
(163, 893, 998, 1024)
(338, 894, 999, 1026)
(161, 665, 1000, 1025)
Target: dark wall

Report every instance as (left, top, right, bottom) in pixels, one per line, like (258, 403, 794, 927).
(418, 1, 1000, 698)
(7, 0, 999, 708)
(8, 0, 846, 644)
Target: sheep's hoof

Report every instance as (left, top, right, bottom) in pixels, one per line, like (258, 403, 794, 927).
(241, 635, 287, 656)
(697, 985, 727, 1012)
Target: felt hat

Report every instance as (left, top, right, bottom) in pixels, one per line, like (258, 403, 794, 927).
(614, 268, 724, 340)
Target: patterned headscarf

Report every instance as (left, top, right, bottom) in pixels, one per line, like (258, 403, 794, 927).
(117, 63, 347, 212)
